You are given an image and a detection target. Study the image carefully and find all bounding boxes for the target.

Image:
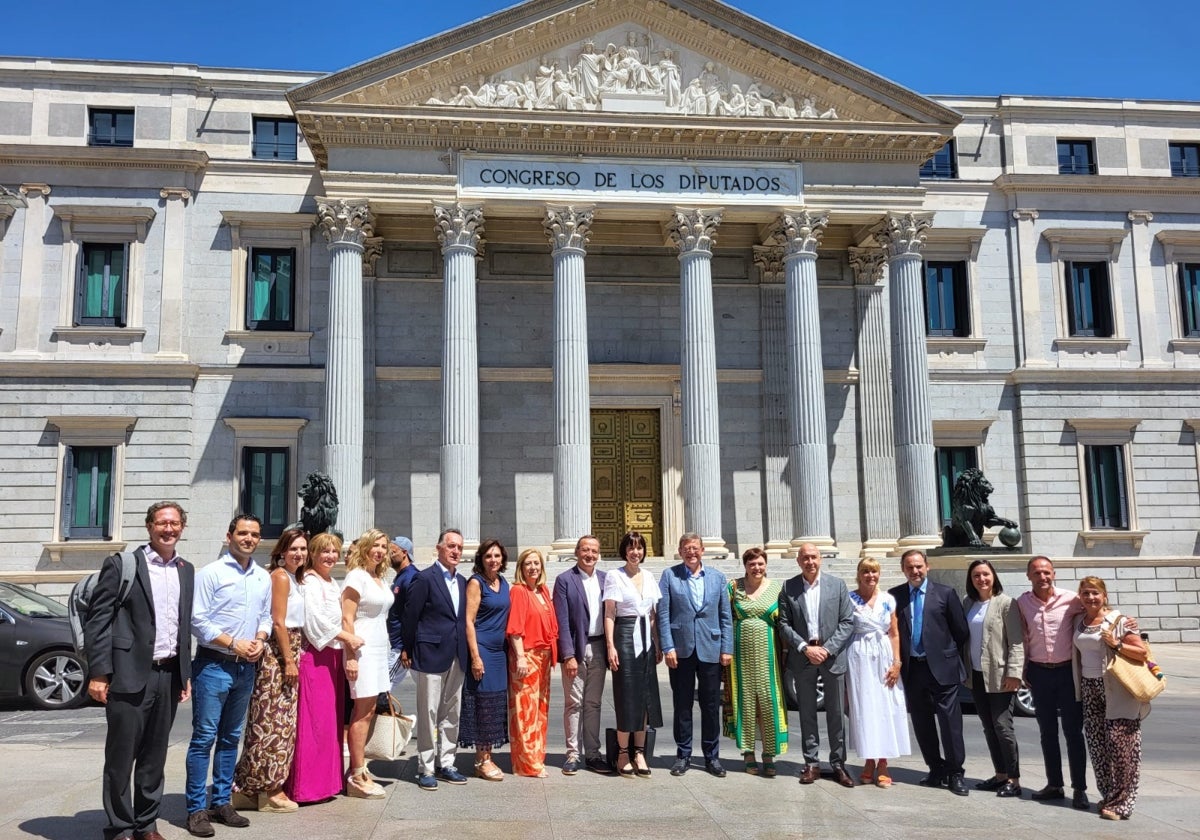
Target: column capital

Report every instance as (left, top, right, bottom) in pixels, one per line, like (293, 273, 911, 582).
(752, 244, 785, 282)
(543, 205, 594, 253)
(434, 203, 485, 255)
(159, 188, 192, 203)
(1012, 208, 1039, 222)
(318, 198, 374, 250)
(1128, 210, 1154, 225)
(667, 207, 723, 256)
(362, 236, 384, 276)
(848, 246, 887, 285)
(19, 183, 51, 199)
(872, 212, 933, 258)
(769, 209, 829, 258)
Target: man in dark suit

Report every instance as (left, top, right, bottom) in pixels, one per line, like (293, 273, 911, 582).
(889, 548, 970, 796)
(657, 532, 733, 777)
(86, 501, 194, 840)
(401, 528, 470, 791)
(778, 542, 855, 787)
(552, 534, 610, 775)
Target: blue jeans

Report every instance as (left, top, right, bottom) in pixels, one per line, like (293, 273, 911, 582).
(185, 656, 257, 814)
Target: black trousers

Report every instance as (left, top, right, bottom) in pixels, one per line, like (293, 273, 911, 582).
(669, 652, 722, 761)
(970, 669, 1020, 778)
(1026, 661, 1087, 791)
(904, 658, 965, 776)
(103, 666, 180, 840)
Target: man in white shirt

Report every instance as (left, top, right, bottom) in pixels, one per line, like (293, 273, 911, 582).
(185, 514, 271, 837)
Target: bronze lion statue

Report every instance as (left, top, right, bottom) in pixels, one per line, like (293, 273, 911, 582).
(941, 467, 1017, 548)
(294, 471, 340, 539)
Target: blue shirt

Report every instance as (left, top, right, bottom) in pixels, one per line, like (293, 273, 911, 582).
(191, 553, 272, 652)
(687, 566, 706, 612)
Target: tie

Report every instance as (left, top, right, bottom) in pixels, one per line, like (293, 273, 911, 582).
(911, 587, 925, 657)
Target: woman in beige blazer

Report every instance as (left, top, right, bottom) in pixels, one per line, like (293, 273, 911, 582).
(962, 558, 1024, 797)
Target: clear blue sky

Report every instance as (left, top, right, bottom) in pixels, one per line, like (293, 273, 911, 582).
(6, 0, 1193, 101)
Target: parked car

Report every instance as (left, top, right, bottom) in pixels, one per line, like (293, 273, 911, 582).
(783, 670, 1036, 717)
(0, 582, 87, 709)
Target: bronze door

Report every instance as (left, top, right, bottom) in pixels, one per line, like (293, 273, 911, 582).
(591, 409, 663, 557)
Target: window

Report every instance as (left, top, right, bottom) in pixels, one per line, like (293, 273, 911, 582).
(936, 446, 978, 527)
(1064, 260, 1113, 337)
(88, 108, 134, 147)
(919, 140, 957, 179)
(252, 117, 298, 161)
(241, 447, 290, 539)
(1084, 445, 1128, 530)
(76, 243, 127, 327)
(246, 248, 295, 330)
(1057, 139, 1096, 175)
(62, 446, 114, 540)
(1169, 142, 1200, 177)
(924, 261, 970, 337)
(1180, 263, 1200, 338)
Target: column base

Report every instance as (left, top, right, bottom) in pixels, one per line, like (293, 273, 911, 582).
(859, 539, 899, 560)
(700, 537, 730, 559)
(788, 536, 838, 557)
(548, 538, 581, 563)
(888, 534, 943, 556)
(762, 539, 792, 560)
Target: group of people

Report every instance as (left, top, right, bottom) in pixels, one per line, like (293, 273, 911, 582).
(83, 503, 1153, 840)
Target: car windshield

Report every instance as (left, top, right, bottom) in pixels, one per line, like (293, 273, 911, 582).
(0, 583, 68, 618)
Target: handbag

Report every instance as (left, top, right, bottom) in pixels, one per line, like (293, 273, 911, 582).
(1105, 612, 1166, 703)
(364, 693, 415, 761)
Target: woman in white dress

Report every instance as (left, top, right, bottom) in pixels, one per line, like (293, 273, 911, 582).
(844, 557, 910, 787)
(340, 529, 394, 799)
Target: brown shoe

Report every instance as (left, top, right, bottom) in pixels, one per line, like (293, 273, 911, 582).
(799, 765, 819, 784)
(209, 802, 251, 828)
(832, 766, 856, 788)
(186, 811, 215, 838)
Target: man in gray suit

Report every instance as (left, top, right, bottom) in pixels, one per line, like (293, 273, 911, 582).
(778, 542, 855, 787)
(657, 532, 733, 777)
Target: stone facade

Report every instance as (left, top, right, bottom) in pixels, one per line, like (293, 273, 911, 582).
(0, 0, 1198, 640)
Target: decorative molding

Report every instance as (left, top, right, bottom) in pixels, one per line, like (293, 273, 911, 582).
(159, 188, 192, 203)
(434, 203, 486, 254)
(223, 330, 314, 363)
(317, 198, 374, 249)
(19, 183, 51, 198)
(42, 540, 130, 566)
(752, 244, 785, 281)
(1042, 227, 1128, 260)
(847, 246, 886, 284)
(1052, 337, 1132, 355)
(50, 326, 148, 348)
(47, 415, 137, 439)
(927, 336, 988, 356)
(1079, 530, 1148, 551)
(53, 204, 156, 231)
(543, 205, 594, 252)
(767, 210, 828, 258)
(871, 212, 933, 258)
(995, 173, 1200, 196)
(222, 417, 309, 435)
(220, 211, 317, 230)
(932, 417, 995, 446)
(1067, 418, 1142, 436)
(362, 236, 384, 275)
(666, 207, 722, 255)
(1012, 208, 1039, 222)
(1127, 210, 1153, 225)
(0, 144, 208, 175)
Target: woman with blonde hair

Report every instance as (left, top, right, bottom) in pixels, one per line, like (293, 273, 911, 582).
(340, 529, 394, 798)
(506, 548, 559, 776)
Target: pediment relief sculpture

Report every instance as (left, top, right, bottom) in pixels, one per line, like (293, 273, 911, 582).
(424, 32, 841, 121)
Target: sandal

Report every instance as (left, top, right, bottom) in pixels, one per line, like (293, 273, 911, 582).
(632, 746, 651, 778)
(860, 761, 876, 785)
(744, 752, 759, 775)
(762, 755, 777, 778)
(875, 760, 892, 788)
(616, 747, 635, 777)
(474, 759, 504, 781)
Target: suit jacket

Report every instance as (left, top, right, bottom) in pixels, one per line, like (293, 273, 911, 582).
(890, 578, 968, 687)
(85, 547, 193, 694)
(961, 592, 1025, 693)
(552, 565, 607, 664)
(400, 561, 468, 674)
(777, 573, 855, 676)
(656, 563, 733, 664)
(386, 562, 419, 652)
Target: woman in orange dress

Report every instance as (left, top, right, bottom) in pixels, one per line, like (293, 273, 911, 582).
(505, 548, 559, 777)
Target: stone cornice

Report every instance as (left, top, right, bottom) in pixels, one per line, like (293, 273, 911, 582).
(0, 144, 209, 174)
(994, 173, 1200, 196)
(0, 360, 200, 379)
(221, 210, 318, 230)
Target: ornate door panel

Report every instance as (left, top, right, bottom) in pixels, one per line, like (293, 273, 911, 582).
(591, 409, 662, 557)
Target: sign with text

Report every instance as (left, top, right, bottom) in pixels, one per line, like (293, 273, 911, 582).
(460, 155, 802, 204)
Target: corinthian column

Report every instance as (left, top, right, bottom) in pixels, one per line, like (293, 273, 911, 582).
(435, 204, 485, 546)
(872, 212, 940, 547)
(317, 198, 374, 540)
(752, 245, 793, 558)
(849, 246, 899, 557)
(667, 208, 725, 553)
(544, 206, 594, 559)
(770, 210, 834, 550)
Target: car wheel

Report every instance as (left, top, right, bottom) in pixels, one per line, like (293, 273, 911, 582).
(25, 649, 87, 710)
(782, 670, 825, 711)
(1014, 686, 1036, 717)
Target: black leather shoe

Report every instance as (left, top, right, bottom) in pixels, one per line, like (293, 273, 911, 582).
(997, 781, 1023, 798)
(585, 756, 614, 775)
(947, 774, 969, 797)
(1072, 790, 1090, 810)
(975, 776, 1005, 791)
(918, 772, 946, 788)
(670, 757, 690, 776)
(705, 759, 727, 778)
(1031, 785, 1065, 801)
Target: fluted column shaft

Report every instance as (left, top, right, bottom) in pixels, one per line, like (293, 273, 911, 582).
(752, 246, 793, 556)
(873, 213, 940, 544)
(772, 211, 833, 548)
(436, 204, 485, 544)
(545, 206, 594, 553)
(668, 208, 725, 549)
(318, 198, 373, 540)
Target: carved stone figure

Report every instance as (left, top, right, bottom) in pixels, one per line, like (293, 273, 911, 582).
(576, 42, 607, 101)
(681, 78, 707, 114)
(941, 468, 1020, 549)
(799, 97, 820, 118)
(294, 471, 340, 539)
(656, 49, 681, 108)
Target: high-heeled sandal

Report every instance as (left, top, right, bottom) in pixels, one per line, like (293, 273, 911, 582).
(345, 767, 384, 799)
(762, 755, 777, 778)
(616, 747, 635, 777)
(631, 745, 651, 778)
(743, 752, 759, 775)
(474, 758, 504, 781)
(859, 761, 876, 785)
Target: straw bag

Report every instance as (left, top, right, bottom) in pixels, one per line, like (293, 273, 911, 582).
(1106, 612, 1166, 703)
(364, 693, 415, 761)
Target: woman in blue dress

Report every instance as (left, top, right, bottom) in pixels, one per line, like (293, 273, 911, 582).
(459, 538, 512, 780)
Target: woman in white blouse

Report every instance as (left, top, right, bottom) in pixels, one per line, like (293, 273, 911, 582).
(285, 533, 363, 804)
(603, 530, 663, 777)
(961, 558, 1024, 798)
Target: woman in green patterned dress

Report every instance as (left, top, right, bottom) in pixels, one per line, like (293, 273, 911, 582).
(723, 546, 788, 776)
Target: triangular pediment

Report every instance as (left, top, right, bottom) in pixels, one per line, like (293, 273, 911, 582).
(289, 0, 959, 167)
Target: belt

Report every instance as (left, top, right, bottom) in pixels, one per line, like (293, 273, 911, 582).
(587, 634, 605, 642)
(910, 655, 927, 663)
(197, 646, 250, 664)
(1030, 659, 1071, 669)
(151, 655, 177, 670)
(807, 638, 821, 646)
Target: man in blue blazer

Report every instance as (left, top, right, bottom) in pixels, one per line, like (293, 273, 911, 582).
(889, 548, 970, 796)
(401, 528, 470, 791)
(657, 532, 733, 777)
